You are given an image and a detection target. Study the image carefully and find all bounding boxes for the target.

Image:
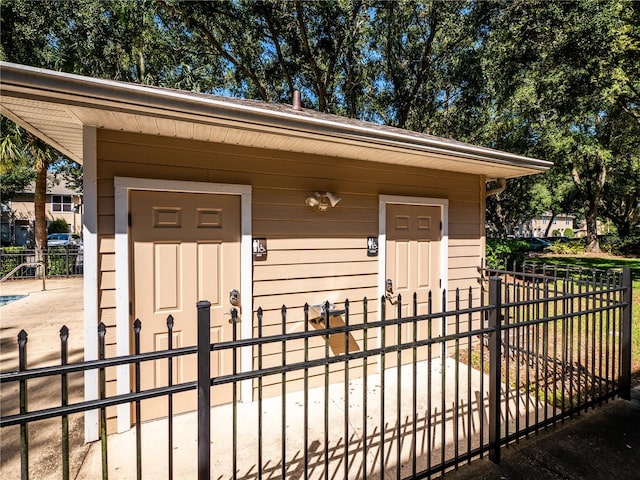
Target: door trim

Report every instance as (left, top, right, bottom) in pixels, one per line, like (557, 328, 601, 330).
(378, 195, 449, 311)
(82, 126, 99, 442)
(114, 177, 252, 432)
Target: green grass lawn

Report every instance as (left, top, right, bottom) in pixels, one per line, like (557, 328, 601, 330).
(532, 254, 640, 382)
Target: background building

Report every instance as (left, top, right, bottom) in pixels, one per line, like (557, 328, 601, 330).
(0, 177, 82, 246)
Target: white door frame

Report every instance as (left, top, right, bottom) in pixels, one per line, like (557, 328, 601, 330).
(114, 177, 252, 432)
(378, 195, 449, 310)
(83, 127, 99, 442)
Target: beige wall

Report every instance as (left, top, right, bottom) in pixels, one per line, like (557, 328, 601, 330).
(95, 130, 484, 426)
(10, 194, 83, 236)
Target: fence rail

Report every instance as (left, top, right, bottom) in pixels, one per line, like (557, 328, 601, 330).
(0, 265, 632, 479)
(0, 246, 83, 279)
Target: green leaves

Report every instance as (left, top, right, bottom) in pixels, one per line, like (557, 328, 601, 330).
(1, 0, 638, 246)
(480, 0, 640, 248)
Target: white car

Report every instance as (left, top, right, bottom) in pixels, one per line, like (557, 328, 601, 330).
(47, 233, 81, 247)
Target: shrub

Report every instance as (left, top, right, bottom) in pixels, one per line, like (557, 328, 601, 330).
(0, 246, 30, 277)
(47, 246, 78, 275)
(564, 228, 574, 238)
(546, 240, 585, 255)
(48, 219, 70, 234)
(486, 238, 529, 270)
(600, 236, 640, 256)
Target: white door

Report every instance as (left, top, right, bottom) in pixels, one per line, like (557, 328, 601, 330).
(130, 190, 240, 421)
(386, 203, 442, 364)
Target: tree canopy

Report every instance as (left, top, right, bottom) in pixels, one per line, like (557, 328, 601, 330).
(1, 0, 639, 250)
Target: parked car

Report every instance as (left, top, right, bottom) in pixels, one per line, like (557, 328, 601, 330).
(47, 233, 81, 247)
(543, 237, 580, 243)
(524, 237, 551, 252)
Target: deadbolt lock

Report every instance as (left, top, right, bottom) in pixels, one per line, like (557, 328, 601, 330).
(229, 289, 240, 307)
(385, 278, 398, 305)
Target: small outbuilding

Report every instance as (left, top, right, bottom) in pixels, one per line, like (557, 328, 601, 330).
(0, 62, 550, 438)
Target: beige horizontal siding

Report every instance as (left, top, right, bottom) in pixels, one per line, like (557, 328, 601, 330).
(95, 130, 486, 413)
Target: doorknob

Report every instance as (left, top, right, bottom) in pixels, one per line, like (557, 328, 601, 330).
(229, 289, 240, 307)
(228, 289, 242, 322)
(386, 279, 393, 294)
(385, 278, 398, 305)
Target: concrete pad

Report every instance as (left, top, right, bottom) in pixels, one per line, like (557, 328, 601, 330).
(1, 277, 86, 480)
(72, 357, 545, 480)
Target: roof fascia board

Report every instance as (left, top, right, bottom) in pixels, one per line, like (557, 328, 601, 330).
(4, 87, 546, 175)
(0, 62, 551, 172)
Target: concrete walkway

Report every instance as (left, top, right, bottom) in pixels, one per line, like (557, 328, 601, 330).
(74, 357, 497, 479)
(1, 277, 87, 480)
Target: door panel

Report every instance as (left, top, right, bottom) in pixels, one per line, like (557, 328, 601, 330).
(131, 190, 240, 422)
(386, 203, 441, 365)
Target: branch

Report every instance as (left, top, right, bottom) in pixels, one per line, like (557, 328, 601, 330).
(397, 1, 440, 128)
(627, 80, 640, 103)
(570, 164, 586, 196)
(294, 1, 326, 110)
(260, 4, 294, 97)
(621, 103, 640, 128)
(322, 1, 364, 112)
(161, 1, 270, 100)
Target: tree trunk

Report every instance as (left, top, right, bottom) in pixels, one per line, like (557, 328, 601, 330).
(544, 212, 557, 237)
(571, 155, 606, 254)
(33, 160, 48, 269)
(618, 223, 631, 237)
(584, 200, 600, 253)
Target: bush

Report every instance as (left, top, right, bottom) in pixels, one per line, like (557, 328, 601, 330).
(0, 246, 30, 277)
(599, 236, 640, 256)
(48, 219, 70, 234)
(546, 240, 585, 255)
(47, 246, 78, 275)
(486, 238, 529, 270)
(564, 228, 574, 238)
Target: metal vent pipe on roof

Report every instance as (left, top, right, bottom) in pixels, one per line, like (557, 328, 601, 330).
(292, 90, 302, 111)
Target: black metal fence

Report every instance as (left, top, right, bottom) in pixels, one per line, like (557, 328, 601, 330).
(0, 265, 632, 479)
(0, 246, 83, 279)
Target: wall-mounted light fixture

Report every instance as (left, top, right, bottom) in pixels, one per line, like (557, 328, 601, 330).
(305, 191, 342, 212)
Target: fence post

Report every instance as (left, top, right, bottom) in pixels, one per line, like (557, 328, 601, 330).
(18, 330, 28, 480)
(98, 323, 108, 480)
(197, 300, 211, 480)
(488, 277, 502, 463)
(60, 326, 70, 480)
(620, 267, 632, 400)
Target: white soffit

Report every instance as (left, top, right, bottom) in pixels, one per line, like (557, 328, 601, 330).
(0, 62, 551, 178)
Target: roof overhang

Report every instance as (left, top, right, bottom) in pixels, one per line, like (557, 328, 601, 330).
(0, 62, 551, 178)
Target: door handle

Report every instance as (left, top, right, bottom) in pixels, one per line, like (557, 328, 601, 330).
(228, 307, 241, 324)
(229, 289, 240, 307)
(385, 278, 398, 305)
(228, 289, 242, 323)
(386, 278, 393, 294)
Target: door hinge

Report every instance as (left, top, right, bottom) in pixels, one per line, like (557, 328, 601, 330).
(439, 279, 442, 288)
(128, 213, 132, 227)
(129, 302, 132, 315)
